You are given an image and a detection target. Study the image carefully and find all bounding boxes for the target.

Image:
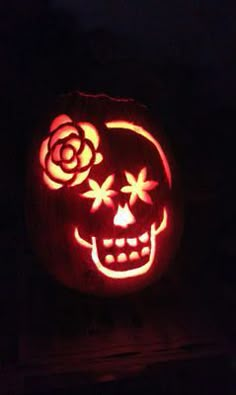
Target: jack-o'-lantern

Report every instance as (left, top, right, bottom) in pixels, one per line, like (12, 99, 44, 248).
(27, 92, 182, 296)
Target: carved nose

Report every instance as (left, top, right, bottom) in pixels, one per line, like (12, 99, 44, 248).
(113, 204, 136, 228)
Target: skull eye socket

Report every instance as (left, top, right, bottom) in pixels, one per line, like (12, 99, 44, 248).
(81, 174, 117, 213)
(121, 167, 158, 206)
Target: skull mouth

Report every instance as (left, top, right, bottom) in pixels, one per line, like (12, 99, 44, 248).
(74, 207, 168, 279)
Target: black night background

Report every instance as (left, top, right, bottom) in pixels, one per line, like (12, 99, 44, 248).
(0, 1, 236, 394)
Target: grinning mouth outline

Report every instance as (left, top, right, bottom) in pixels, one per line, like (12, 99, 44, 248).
(74, 207, 167, 279)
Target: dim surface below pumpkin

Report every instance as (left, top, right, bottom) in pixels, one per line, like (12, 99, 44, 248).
(27, 92, 182, 296)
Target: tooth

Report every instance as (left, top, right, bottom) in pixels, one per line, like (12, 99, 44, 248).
(117, 253, 127, 263)
(103, 239, 113, 248)
(115, 238, 125, 247)
(105, 254, 115, 264)
(127, 238, 137, 247)
(129, 251, 140, 261)
(139, 232, 149, 243)
(141, 246, 150, 257)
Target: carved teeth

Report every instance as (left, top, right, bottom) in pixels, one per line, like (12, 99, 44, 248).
(105, 254, 115, 264)
(141, 246, 150, 257)
(127, 238, 137, 247)
(115, 238, 125, 247)
(129, 251, 140, 261)
(139, 232, 149, 243)
(117, 253, 127, 263)
(103, 239, 113, 248)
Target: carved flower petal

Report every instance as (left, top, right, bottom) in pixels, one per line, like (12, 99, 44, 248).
(61, 158, 78, 172)
(65, 136, 81, 152)
(50, 114, 73, 132)
(79, 144, 93, 168)
(94, 152, 103, 165)
(47, 156, 72, 182)
(43, 172, 62, 190)
(70, 169, 90, 187)
(52, 143, 63, 163)
(39, 137, 50, 168)
(125, 171, 136, 185)
(79, 122, 100, 149)
(50, 125, 78, 149)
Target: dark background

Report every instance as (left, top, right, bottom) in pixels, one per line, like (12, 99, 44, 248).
(1, 0, 236, 393)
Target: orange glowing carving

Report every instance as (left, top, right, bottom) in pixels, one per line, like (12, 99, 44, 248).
(49, 114, 72, 132)
(113, 204, 136, 228)
(74, 206, 168, 279)
(78, 122, 100, 150)
(139, 232, 149, 243)
(117, 253, 127, 263)
(105, 255, 115, 264)
(121, 167, 158, 206)
(82, 174, 117, 212)
(127, 238, 138, 247)
(103, 239, 113, 248)
(74, 227, 92, 249)
(39, 115, 103, 190)
(141, 247, 150, 257)
(129, 251, 139, 261)
(115, 238, 125, 247)
(154, 207, 167, 236)
(105, 121, 172, 188)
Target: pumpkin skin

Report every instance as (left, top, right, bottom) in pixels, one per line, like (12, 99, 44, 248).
(27, 93, 182, 296)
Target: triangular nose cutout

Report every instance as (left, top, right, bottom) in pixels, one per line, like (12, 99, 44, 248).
(113, 204, 136, 228)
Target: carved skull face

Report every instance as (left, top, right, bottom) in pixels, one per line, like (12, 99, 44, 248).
(72, 121, 170, 280)
(30, 94, 180, 295)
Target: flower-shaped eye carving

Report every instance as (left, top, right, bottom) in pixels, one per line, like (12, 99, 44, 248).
(121, 167, 158, 206)
(39, 114, 103, 190)
(82, 174, 117, 213)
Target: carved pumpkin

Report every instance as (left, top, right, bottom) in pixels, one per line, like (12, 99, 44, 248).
(27, 93, 182, 295)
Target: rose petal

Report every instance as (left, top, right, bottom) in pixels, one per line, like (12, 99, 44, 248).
(61, 157, 78, 172)
(49, 125, 78, 149)
(52, 143, 63, 163)
(65, 136, 81, 152)
(79, 144, 93, 168)
(94, 152, 103, 165)
(79, 122, 100, 149)
(39, 137, 50, 168)
(46, 155, 72, 182)
(43, 172, 62, 190)
(70, 169, 90, 187)
(61, 145, 75, 162)
(50, 114, 72, 132)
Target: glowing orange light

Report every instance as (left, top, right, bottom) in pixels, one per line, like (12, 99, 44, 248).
(74, 228, 92, 249)
(50, 125, 78, 149)
(115, 238, 125, 247)
(127, 238, 137, 247)
(43, 172, 61, 190)
(39, 115, 103, 190)
(139, 232, 149, 243)
(50, 114, 72, 132)
(129, 251, 139, 261)
(39, 137, 49, 168)
(154, 207, 167, 236)
(117, 253, 127, 263)
(121, 167, 158, 206)
(103, 239, 113, 248)
(82, 174, 117, 212)
(113, 204, 136, 228)
(61, 146, 74, 161)
(105, 255, 115, 264)
(141, 247, 150, 257)
(47, 156, 72, 181)
(79, 122, 100, 150)
(74, 206, 168, 279)
(106, 121, 172, 188)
